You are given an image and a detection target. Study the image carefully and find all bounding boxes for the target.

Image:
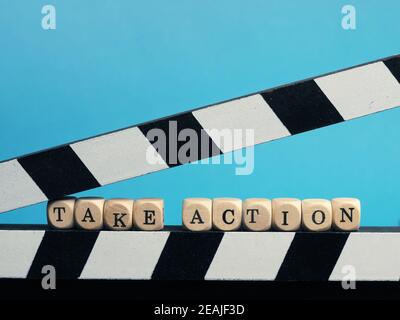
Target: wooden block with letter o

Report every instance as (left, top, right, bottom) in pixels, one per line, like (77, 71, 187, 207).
(74, 197, 105, 230)
(182, 198, 212, 231)
(134, 198, 164, 231)
(332, 198, 361, 231)
(302, 199, 332, 231)
(104, 198, 134, 230)
(272, 198, 301, 231)
(212, 198, 242, 231)
(47, 197, 76, 229)
(242, 198, 272, 231)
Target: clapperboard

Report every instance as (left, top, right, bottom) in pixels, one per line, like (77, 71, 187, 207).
(1, 55, 400, 282)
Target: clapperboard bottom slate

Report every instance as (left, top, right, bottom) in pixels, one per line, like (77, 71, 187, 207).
(1, 226, 400, 281)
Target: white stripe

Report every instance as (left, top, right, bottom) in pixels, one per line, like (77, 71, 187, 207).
(193, 94, 290, 153)
(0, 160, 47, 213)
(71, 127, 168, 185)
(329, 233, 400, 281)
(0, 230, 44, 278)
(315, 61, 400, 120)
(205, 232, 295, 280)
(79, 231, 169, 279)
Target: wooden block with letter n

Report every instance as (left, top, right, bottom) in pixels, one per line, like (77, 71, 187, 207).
(104, 198, 134, 230)
(332, 198, 361, 231)
(182, 198, 212, 231)
(133, 198, 164, 230)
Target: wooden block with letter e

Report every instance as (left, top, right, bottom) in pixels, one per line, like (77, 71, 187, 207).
(133, 198, 164, 230)
(47, 197, 76, 229)
(242, 198, 272, 231)
(104, 198, 134, 230)
(182, 198, 212, 231)
(302, 199, 332, 231)
(212, 198, 242, 231)
(74, 197, 105, 230)
(272, 198, 301, 231)
(332, 198, 361, 231)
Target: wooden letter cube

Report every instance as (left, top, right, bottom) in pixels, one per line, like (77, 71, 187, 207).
(272, 198, 301, 231)
(332, 198, 361, 231)
(182, 198, 212, 231)
(302, 199, 332, 231)
(47, 197, 75, 229)
(74, 197, 105, 230)
(212, 198, 242, 231)
(104, 199, 134, 230)
(133, 198, 164, 231)
(242, 198, 272, 231)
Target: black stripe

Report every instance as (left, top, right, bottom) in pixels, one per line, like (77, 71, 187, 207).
(151, 232, 224, 280)
(27, 231, 99, 279)
(275, 232, 349, 281)
(138, 112, 222, 167)
(261, 80, 344, 135)
(18, 146, 100, 199)
(384, 56, 400, 83)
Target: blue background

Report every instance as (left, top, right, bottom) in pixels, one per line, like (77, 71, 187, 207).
(1, 0, 399, 226)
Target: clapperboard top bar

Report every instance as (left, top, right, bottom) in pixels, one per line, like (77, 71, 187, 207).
(1, 54, 400, 213)
(1, 225, 399, 281)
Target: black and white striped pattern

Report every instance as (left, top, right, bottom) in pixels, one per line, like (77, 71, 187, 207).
(1, 227, 399, 281)
(2, 56, 400, 213)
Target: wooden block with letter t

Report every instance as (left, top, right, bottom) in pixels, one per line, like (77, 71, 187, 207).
(47, 197, 76, 229)
(242, 198, 272, 231)
(332, 198, 361, 231)
(182, 198, 212, 231)
(104, 199, 134, 230)
(212, 198, 242, 231)
(74, 197, 105, 230)
(133, 198, 164, 230)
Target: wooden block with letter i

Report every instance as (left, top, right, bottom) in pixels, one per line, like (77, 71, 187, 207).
(332, 198, 361, 231)
(134, 198, 164, 230)
(272, 198, 301, 231)
(302, 199, 332, 231)
(242, 198, 272, 231)
(212, 198, 242, 231)
(104, 198, 134, 230)
(74, 197, 105, 230)
(182, 198, 212, 231)
(47, 197, 76, 229)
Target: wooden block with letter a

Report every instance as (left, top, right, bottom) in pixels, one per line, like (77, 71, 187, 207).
(74, 197, 105, 230)
(182, 198, 212, 231)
